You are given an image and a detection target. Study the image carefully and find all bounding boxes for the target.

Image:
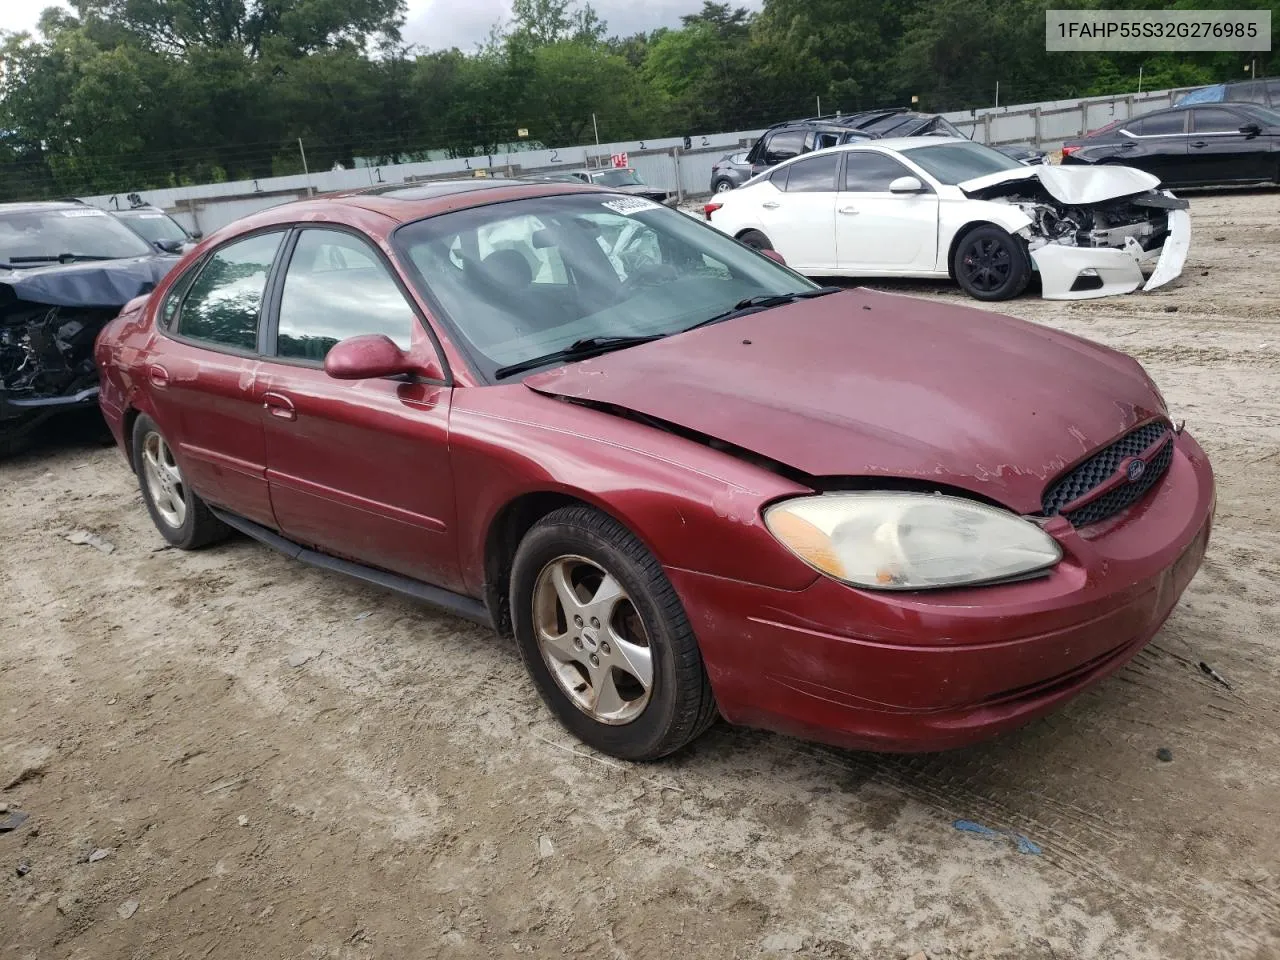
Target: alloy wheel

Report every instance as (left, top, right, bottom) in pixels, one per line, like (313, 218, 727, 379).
(960, 236, 1013, 293)
(532, 555, 654, 725)
(142, 431, 187, 529)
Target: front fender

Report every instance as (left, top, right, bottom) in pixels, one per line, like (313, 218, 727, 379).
(449, 386, 821, 597)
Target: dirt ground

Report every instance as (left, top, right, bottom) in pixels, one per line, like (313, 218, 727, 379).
(3, 190, 1279, 960)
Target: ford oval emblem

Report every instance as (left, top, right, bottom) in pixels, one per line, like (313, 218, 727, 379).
(1126, 458, 1146, 482)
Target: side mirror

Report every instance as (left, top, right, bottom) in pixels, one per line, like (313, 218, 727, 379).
(760, 248, 787, 266)
(189, 230, 203, 240)
(889, 176, 926, 194)
(324, 334, 416, 380)
(155, 238, 183, 254)
(1240, 123, 1262, 137)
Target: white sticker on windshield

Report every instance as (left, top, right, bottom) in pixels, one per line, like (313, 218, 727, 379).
(601, 197, 661, 216)
(59, 208, 107, 218)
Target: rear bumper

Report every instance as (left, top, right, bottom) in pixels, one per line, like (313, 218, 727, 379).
(668, 431, 1215, 752)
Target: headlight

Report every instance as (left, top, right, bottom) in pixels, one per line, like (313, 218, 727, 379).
(763, 492, 1062, 591)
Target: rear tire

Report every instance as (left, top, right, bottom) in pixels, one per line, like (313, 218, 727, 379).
(713, 179, 734, 193)
(131, 414, 228, 550)
(509, 505, 717, 761)
(737, 229, 773, 251)
(952, 225, 1031, 301)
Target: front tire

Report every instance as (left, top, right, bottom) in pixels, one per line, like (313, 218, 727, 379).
(952, 225, 1031, 301)
(131, 414, 228, 550)
(510, 506, 717, 761)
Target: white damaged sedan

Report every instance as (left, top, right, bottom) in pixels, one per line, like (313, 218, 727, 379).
(703, 137, 1190, 301)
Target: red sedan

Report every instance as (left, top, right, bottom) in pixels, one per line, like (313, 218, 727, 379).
(94, 181, 1215, 761)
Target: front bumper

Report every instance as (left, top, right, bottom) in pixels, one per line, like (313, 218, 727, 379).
(668, 430, 1215, 752)
(1032, 207, 1191, 300)
(1, 385, 101, 439)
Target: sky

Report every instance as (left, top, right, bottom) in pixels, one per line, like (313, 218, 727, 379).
(0, 0, 764, 50)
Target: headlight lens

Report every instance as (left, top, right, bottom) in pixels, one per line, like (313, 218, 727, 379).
(764, 492, 1062, 591)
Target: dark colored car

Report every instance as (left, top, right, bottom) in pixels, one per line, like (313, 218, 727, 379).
(0, 201, 180, 455)
(1176, 77, 1280, 109)
(1062, 102, 1280, 187)
(96, 180, 1214, 762)
(113, 205, 202, 254)
(839, 109, 1047, 164)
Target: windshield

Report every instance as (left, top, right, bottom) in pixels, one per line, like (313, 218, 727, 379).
(899, 141, 1024, 185)
(393, 193, 815, 380)
(0, 207, 154, 264)
(117, 211, 189, 244)
(591, 169, 644, 187)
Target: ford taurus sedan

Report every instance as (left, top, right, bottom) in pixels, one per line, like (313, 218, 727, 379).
(95, 180, 1215, 761)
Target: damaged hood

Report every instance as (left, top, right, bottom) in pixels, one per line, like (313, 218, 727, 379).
(524, 289, 1164, 513)
(0, 256, 178, 309)
(959, 163, 1162, 204)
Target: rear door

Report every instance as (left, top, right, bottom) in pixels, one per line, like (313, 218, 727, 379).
(257, 226, 462, 591)
(755, 153, 840, 271)
(1117, 111, 1191, 183)
(835, 151, 939, 272)
(147, 230, 287, 527)
(1188, 106, 1273, 181)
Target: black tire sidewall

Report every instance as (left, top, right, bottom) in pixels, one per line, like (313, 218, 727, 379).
(131, 414, 200, 548)
(738, 230, 772, 251)
(510, 513, 687, 760)
(953, 225, 1029, 301)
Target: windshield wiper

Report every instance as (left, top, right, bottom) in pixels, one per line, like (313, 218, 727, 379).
(684, 286, 843, 333)
(6, 253, 122, 265)
(493, 333, 666, 380)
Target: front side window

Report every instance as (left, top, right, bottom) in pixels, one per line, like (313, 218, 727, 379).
(176, 231, 283, 351)
(275, 229, 417, 361)
(394, 194, 814, 380)
(844, 152, 918, 191)
(1192, 108, 1248, 133)
(783, 154, 840, 192)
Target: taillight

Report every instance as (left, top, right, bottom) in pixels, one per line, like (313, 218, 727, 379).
(1061, 144, 1081, 157)
(704, 202, 723, 221)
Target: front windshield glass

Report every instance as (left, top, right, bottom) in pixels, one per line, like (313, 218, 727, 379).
(899, 141, 1024, 185)
(118, 211, 189, 244)
(0, 207, 154, 264)
(591, 169, 644, 187)
(394, 193, 815, 380)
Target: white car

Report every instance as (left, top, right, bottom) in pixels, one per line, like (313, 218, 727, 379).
(703, 137, 1190, 301)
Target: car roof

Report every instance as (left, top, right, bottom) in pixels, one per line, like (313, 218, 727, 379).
(230, 179, 610, 231)
(0, 201, 92, 215)
(846, 135, 969, 152)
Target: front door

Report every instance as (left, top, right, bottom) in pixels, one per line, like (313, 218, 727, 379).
(147, 230, 288, 527)
(835, 151, 940, 272)
(1188, 106, 1273, 182)
(755, 152, 839, 272)
(258, 226, 463, 592)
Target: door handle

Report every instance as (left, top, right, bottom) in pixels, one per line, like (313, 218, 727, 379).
(148, 364, 170, 388)
(1191, 140, 1208, 148)
(761, 201, 780, 209)
(262, 392, 296, 422)
(839, 207, 859, 215)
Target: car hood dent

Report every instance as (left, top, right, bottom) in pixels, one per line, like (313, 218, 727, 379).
(0, 256, 178, 308)
(524, 289, 1164, 513)
(959, 163, 1162, 204)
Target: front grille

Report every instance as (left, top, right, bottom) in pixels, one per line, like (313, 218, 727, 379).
(1041, 420, 1173, 527)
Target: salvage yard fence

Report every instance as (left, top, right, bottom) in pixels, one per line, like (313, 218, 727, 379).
(82, 85, 1200, 237)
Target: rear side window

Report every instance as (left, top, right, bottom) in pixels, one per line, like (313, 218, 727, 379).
(1128, 112, 1186, 136)
(1191, 108, 1247, 133)
(843, 152, 915, 192)
(782, 154, 840, 192)
(176, 231, 283, 351)
(275, 229, 417, 361)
